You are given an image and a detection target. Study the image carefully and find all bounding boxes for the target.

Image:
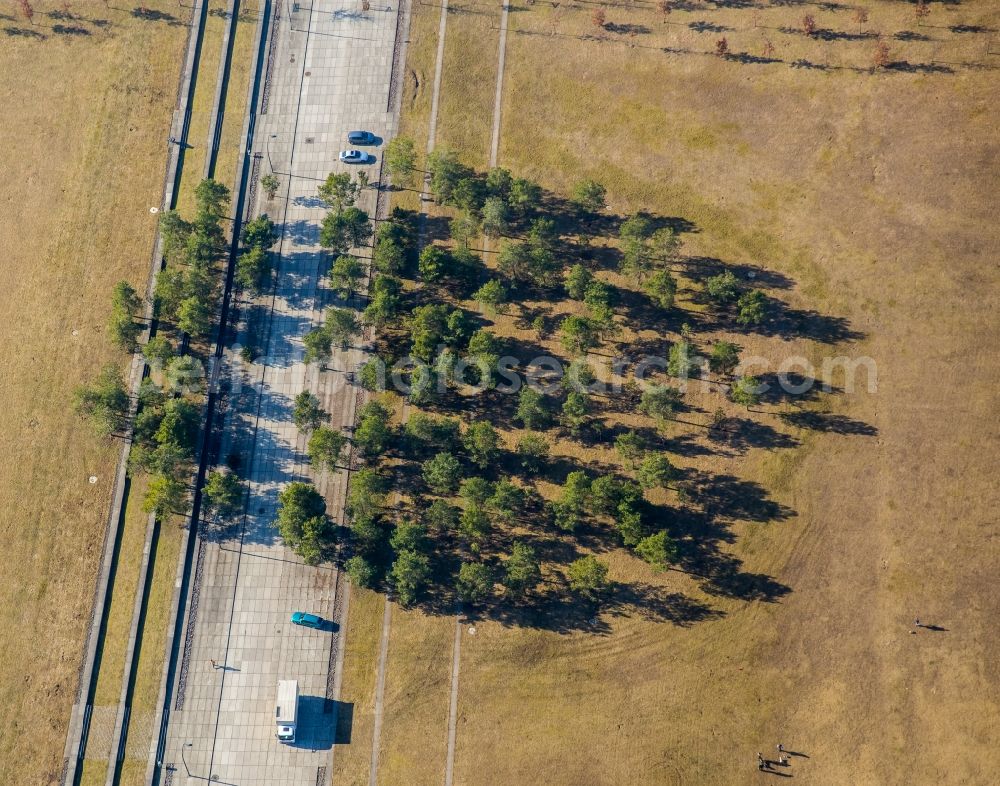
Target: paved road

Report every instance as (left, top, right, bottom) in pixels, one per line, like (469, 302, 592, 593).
(161, 2, 401, 784)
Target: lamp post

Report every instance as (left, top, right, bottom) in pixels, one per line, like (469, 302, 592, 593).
(181, 742, 193, 777)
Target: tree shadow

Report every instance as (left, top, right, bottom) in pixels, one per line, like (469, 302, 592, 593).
(132, 7, 186, 26)
(887, 60, 954, 74)
(779, 410, 877, 436)
(4, 26, 46, 38)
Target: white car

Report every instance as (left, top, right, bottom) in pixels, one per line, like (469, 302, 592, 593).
(339, 149, 374, 164)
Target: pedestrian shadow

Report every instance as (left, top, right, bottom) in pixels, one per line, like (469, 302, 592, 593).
(921, 624, 948, 632)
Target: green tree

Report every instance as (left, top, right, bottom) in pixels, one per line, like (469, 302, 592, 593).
(164, 355, 205, 394)
(564, 264, 593, 300)
(357, 356, 386, 391)
(472, 279, 507, 315)
(559, 315, 597, 355)
(363, 275, 402, 328)
(736, 289, 768, 326)
(392, 550, 430, 606)
(459, 505, 491, 545)
(489, 479, 524, 524)
(354, 401, 393, 457)
(418, 245, 448, 283)
(74, 365, 130, 437)
(509, 177, 542, 216)
(373, 237, 406, 275)
(486, 166, 513, 198)
(326, 307, 360, 349)
(423, 451, 463, 494)
(405, 413, 460, 452)
(143, 474, 187, 516)
(708, 341, 741, 375)
(384, 136, 417, 187)
(276, 482, 329, 563)
(241, 214, 277, 249)
(615, 503, 645, 546)
(456, 562, 493, 604)
(516, 433, 549, 473)
(640, 385, 683, 424)
(203, 470, 243, 517)
(563, 357, 597, 393)
(303, 323, 333, 365)
(450, 213, 479, 249)
(292, 390, 328, 431)
(561, 471, 592, 518)
(427, 147, 467, 204)
(390, 519, 427, 553)
(346, 468, 386, 527)
(177, 295, 213, 337)
(480, 196, 509, 238)
(705, 270, 740, 305)
(260, 173, 280, 200)
(463, 421, 500, 468)
(155, 397, 201, 454)
(308, 426, 348, 471)
(590, 476, 623, 516)
(409, 304, 450, 361)
(459, 476, 493, 507)
(516, 387, 549, 429)
(729, 375, 761, 409)
(108, 280, 144, 351)
(635, 531, 678, 571)
(158, 209, 193, 262)
(318, 171, 359, 212)
(637, 454, 676, 490)
(503, 542, 541, 597)
(667, 339, 698, 379)
(571, 179, 606, 212)
(143, 335, 174, 370)
(645, 270, 677, 309)
(614, 430, 645, 467)
(424, 499, 460, 532)
(320, 206, 371, 252)
(329, 254, 363, 299)
(154, 268, 187, 319)
(346, 555, 377, 587)
(560, 390, 590, 437)
(567, 555, 609, 598)
(235, 246, 271, 294)
(194, 178, 231, 222)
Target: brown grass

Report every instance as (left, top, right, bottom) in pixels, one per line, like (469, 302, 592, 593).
(343, 0, 1000, 783)
(0, 3, 189, 781)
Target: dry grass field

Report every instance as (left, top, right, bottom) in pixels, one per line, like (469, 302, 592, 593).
(0, 2, 189, 782)
(335, 0, 1000, 784)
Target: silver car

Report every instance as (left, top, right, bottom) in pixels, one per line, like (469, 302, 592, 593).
(339, 149, 374, 164)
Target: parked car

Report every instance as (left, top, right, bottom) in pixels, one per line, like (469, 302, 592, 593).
(347, 130, 376, 145)
(290, 611, 323, 629)
(339, 149, 374, 164)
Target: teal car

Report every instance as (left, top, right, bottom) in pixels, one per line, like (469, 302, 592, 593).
(291, 611, 323, 629)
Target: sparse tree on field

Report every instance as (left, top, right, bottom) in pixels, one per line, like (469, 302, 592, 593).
(762, 39, 776, 60)
(561, 391, 590, 437)
(109, 280, 144, 352)
(143, 335, 174, 370)
(736, 289, 768, 326)
(424, 499, 460, 532)
(460, 505, 491, 546)
(640, 385, 683, 425)
(637, 454, 676, 490)
(801, 14, 817, 36)
(516, 386, 549, 429)
(592, 8, 606, 29)
(423, 451, 463, 495)
(74, 365, 130, 437)
(463, 421, 501, 469)
(565, 264, 593, 301)
(657, 0, 672, 23)
(384, 136, 417, 188)
(615, 430, 645, 468)
(503, 542, 541, 597)
(707, 341, 740, 376)
(481, 196, 509, 238)
(261, 173, 280, 200)
(450, 213, 479, 249)
(392, 550, 431, 606)
(645, 270, 677, 309)
(914, 0, 929, 24)
(635, 531, 678, 571)
(567, 555, 609, 599)
(571, 179, 606, 213)
(715, 37, 729, 57)
(473, 279, 508, 315)
(559, 315, 598, 355)
(704, 270, 740, 306)
(729, 375, 762, 409)
(516, 433, 549, 473)
(143, 474, 187, 517)
(456, 562, 493, 604)
(346, 555, 377, 587)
